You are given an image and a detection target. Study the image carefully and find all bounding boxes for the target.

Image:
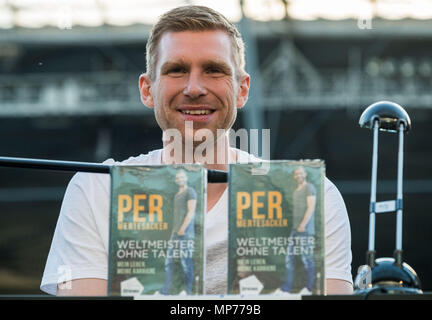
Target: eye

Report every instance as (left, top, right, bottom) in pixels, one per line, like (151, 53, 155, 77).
(207, 67, 221, 73)
(166, 67, 187, 76)
(205, 67, 226, 77)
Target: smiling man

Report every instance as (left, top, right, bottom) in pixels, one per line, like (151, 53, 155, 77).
(139, 28, 249, 174)
(40, 5, 353, 296)
(280, 166, 317, 295)
(140, 30, 247, 137)
(161, 170, 197, 295)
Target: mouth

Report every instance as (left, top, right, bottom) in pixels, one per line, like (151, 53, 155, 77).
(177, 106, 216, 121)
(180, 109, 214, 115)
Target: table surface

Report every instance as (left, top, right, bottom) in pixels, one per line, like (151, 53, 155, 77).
(0, 292, 431, 300)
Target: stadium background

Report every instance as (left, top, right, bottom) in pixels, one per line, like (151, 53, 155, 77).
(0, 0, 431, 294)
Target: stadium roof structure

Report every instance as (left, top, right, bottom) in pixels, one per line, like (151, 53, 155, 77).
(0, 0, 432, 30)
(1, 0, 432, 117)
(0, 0, 432, 45)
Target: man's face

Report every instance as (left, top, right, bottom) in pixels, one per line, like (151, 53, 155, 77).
(175, 171, 188, 186)
(293, 167, 307, 184)
(140, 30, 250, 142)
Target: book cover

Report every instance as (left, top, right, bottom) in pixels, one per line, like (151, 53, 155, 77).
(228, 161, 325, 295)
(108, 164, 206, 296)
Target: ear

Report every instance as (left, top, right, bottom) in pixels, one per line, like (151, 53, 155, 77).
(139, 74, 154, 108)
(236, 73, 250, 109)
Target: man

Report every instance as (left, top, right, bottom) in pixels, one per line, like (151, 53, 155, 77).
(40, 5, 352, 296)
(160, 170, 197, 295)
(281, 166, 317, 294)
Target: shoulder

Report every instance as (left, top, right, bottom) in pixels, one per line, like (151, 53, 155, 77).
(323, 176, 350, 242)
(324, 177, 344, 206)
(187, 186, 197, 199)
(69, 149, 163, 191)
(306, 182, 317, 195)
(109, 149, 163, 166)
(233, 148, 266, 163)
(323, 177, 353, 284)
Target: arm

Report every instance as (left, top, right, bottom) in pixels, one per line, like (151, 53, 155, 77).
(297, 195, 316, 232)
(57, 279, 107, 296)
(326, 279, 353, 295)
(323, 178, 354, 292)
(40, 171, 110, 296)
(177, 199, 196, 235)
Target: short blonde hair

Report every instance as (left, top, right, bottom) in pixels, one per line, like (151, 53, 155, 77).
(146, 5, 246, 81)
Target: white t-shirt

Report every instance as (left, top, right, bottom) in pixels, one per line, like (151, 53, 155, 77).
(40, 149, 352, 295)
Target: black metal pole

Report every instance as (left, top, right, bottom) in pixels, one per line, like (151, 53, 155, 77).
(0, 156, 228, 183)
(207, 169, 228, 183)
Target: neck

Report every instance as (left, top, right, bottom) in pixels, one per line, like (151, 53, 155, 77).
(161, 133, 236, 171)
(298, 181, 307, 188)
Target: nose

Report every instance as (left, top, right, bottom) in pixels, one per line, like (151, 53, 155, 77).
(183, 70, 207, 98)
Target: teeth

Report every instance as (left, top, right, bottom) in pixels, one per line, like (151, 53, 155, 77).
(181, 109, 212, 115)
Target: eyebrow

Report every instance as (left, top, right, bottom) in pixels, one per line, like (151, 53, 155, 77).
(160, 61, 187, 74)
(160, 59, 233, 75)
(202, 60, 233, 75)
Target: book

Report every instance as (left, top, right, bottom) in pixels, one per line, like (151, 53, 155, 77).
(108, 164, 206, 296)
(228, 160, 325, 295)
